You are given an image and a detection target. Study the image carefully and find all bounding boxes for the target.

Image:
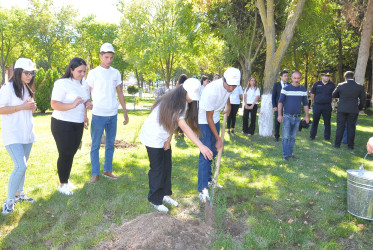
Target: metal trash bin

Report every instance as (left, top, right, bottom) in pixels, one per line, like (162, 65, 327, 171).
(347, 154, 373, 221)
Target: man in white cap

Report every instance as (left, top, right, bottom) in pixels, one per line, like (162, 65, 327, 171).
(86, 43, 129, 183)
(197, 67, 241, 202)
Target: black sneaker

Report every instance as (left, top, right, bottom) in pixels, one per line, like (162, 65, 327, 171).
(283, 156, 289, 161)
(15, 192, 35, 203)
(2, 200, 15, 215)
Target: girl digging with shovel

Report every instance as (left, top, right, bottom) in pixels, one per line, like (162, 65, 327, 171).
(140, 78, 213, 212)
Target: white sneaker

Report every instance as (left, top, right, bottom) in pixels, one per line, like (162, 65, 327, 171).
(68, 181, 77, 190)
(58, 184, 73, 195)
(208, 181, 223, 188)
(199, 188, 210, 203)
(2, 199, 15, 215)
(163, 196, 178, 207)
(150, 202, 169, 212)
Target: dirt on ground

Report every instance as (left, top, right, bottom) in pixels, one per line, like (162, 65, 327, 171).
(96, 212, 213, 250)
(89, 139, 139, 149)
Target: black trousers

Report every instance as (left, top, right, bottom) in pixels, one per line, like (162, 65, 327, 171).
(310, 103, 332, 140)
(51, 117, 84, 183)
(274, 111, 280, 139)
(243, 104, 258, 135)
(335, 112, 358, 148)
(146, 146, 172, 205)
(227, 104, 240, 129)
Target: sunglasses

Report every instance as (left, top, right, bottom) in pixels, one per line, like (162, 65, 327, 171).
(23, 71, 35, 77)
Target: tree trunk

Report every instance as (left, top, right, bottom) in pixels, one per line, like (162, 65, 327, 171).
(256, 0, 306, 137)
(355, 0, 373, 85)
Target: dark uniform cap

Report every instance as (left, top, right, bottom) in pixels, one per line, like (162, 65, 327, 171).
(321, 70, 331, 77)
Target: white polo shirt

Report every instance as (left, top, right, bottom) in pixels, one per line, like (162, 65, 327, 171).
(86, 65, 122, 116)
(198, 78, 231, 124)
(140, 103, 186, 148)
(51, 78, 90, 123)
(245, 87, 260, 104)
(0, 82, 35, 146)
(229, 85, 243, 104)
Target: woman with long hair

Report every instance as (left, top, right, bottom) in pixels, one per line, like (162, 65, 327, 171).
(243, 77, 260, 135)
(0, 58, 37, 214)
(50, 57, 92, 195)
(140, 78, 213, 212)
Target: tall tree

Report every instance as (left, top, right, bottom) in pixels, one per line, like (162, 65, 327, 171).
(256, 0, 307, 136)
(26, 0, 77, 71)
(0, 7, 27, 84)
(355, 0, 373, 85)
(205, 0, 265, 87)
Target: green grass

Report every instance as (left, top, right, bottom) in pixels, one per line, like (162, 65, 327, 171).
(0, 105, 373, 249)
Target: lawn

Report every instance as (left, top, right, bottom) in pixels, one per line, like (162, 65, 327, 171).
(0, 102, 372, 249)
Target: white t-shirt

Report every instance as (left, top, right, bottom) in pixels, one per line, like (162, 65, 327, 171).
(140, 103, 186, 148)
(229, 85, 243, 104)
(86, 65, 122, 116)
(0, 82, 35, 146)
(198, 78, 231, 124)
(245, 87, 260, 104)
(51, 78, 90, 123)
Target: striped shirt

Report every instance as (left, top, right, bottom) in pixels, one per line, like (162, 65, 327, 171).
(278, 84, 308, 115)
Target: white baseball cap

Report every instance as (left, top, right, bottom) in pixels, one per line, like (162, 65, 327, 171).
(183, 78, 201, 101)
(223, 67, 241, 86)
(100, 43, 115, 53)
(14, 58, 37, 71)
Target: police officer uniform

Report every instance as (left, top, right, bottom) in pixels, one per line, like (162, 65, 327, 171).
(310, 70, 335, 140)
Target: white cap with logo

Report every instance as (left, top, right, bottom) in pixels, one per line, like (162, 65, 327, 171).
(14, 58, 37, 71)
(100, 43, 115, 53)
(183, 78, 201, 101)
(223, 67, 241, 86)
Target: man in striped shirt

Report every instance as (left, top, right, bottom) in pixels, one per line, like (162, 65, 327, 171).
(277, 70, 310, 161)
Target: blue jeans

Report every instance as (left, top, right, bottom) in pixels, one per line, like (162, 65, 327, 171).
(198, 122, 219, 192)
(90, 114, 117, 175)
(282, 114, 301, 158)
(5, 143, 33, 201)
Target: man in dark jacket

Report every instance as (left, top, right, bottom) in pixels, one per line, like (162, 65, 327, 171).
(310, 70, 335, 141)
(272, 69, 289, 141)
(332, 71, 365, 149)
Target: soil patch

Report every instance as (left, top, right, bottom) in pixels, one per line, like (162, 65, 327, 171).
(89, 140, 139, 149)
(96, 212, 213, 250)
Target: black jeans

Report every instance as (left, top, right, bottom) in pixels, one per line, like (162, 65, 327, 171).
(243, 104, 258, 135)
(51, 117, 84, 183)
(274, 110, 280, 139)
(146, 146, 172, 205)
(335, 112, 358, 148)
(227, 104, 240, 129)
(310, 103, 332, 140)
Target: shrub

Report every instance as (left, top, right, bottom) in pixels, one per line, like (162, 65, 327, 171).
(127, 85, 139, 95)
(34, 68, 60, 113)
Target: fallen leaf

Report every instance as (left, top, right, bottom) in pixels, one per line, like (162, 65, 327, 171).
(357, 224, 366, 229)
(296, 200, 300, 203)
(288, 219, 294, 224)
(296, 208, 300, 211)
(289, 193, 293, 196)
(304, 221, 308, 225)
(348, 234, 354, 240)
(309, 202, 314, 205)
(316, 192, 320, 195)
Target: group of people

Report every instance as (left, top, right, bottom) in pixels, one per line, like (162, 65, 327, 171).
(272, 69, 366, 161)
(0, 41, 371, 214)
(1, 43, 130, 214)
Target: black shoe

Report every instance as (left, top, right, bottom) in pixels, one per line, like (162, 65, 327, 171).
(275, 137, 279, 142)
(227, 130, 231, 135)
(334, 145, 340, 148)
(309, 137, 315, 140)
(231, 130, 235, 134)
(283, 156, 289, 161)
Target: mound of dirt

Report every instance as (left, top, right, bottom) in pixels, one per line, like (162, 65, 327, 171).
(89, 140, 139, 149)
(97, 212, 213, 250)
